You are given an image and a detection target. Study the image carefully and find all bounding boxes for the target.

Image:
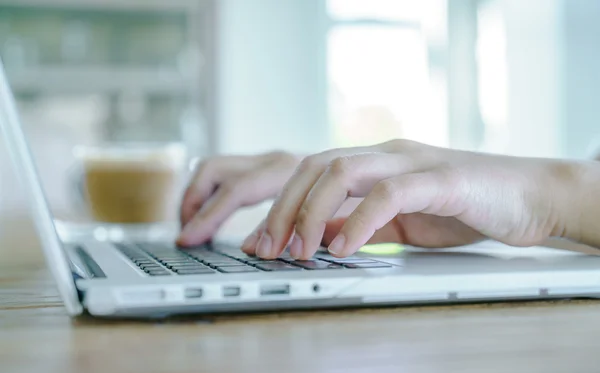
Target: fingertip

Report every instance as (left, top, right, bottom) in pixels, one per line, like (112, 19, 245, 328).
(296, 243, 322, 261)
(176, 233, 202, 248)
(289, 234, 303, 259)
(177, 221, 212, 248)
(327, 233, 347, 257)
(240, 234, 260, 255)
(175, 235, 194, 248)
(241, 245, 256, 255)
(175, 236, 190, 248)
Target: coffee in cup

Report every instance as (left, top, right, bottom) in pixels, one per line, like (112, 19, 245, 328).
(73, 143, 187, 224)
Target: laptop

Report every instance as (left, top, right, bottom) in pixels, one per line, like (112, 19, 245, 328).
(2, 60, 600, 319)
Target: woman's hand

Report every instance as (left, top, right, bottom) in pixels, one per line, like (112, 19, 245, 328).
(242, 139, 587, 260)
(177, 151, 301, 246)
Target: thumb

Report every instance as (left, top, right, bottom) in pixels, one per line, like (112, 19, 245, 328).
(322, 217, 401, 246)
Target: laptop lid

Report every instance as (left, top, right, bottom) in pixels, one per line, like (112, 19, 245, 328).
(0, 58, 83, 315)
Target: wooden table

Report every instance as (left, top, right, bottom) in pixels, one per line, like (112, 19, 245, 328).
(3, 212, 600, 373)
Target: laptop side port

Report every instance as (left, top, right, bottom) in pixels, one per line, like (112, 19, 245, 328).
(223, 286, 241, 297)
(184, 288, 203, 299)
(260, 284, 290, 296)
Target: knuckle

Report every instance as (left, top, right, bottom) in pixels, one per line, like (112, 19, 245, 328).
(220, 180, 240, 195)
(382, 138, 416, 153)
(374, 179, 399, 201)
(327, 156, 354, 179)
(269, 151, 299, 166)
(297, 155, 324, 173)
(295, 206, 312, 230)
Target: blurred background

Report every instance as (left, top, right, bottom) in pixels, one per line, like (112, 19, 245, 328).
(0, 0, 599, 222)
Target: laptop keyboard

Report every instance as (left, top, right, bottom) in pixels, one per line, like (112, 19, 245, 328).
(115, 242, 392, 276)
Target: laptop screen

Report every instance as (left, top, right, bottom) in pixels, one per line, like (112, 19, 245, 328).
(0, 57, 83, 315)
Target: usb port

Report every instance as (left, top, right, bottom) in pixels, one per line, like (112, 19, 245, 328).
(184, 288, 203, 299)
(260, 284, 290, 296)
(223, 286, 241, 297)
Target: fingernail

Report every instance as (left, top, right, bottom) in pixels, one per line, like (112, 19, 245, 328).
(289, 234, 303, 259)
(241, 233, 260, 252)
(328, 234, 346, 255)
(256, 233, 272, 258)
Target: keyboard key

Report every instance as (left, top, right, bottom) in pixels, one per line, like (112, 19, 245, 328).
(254, 262, 303, 271)
(168, 266, 210, 272)
(134, 258, 155, 263)
(168, 261, 204, 267)
(150, 249, 185, 254)
(190, 257, 225, 263)
(154, 256, 191, 261)
(140, 265, 165, 271)
(131, 257, 150, 262)
(167, 260, 203, 265)
(321, 257, 380, 264)
(159, 259, 197, 264)
(245, 259, 281, 264)
(217, 266, 260, 273)
(289, 260, 343, 270)
(169, 264, 208, 270)
(180, 244, 211, 250)
(343, 262, 392, 269)
(175, 269, 216, 275)
(226, 253, 258, 260)
(146, 270, 171, 276)
(211, 243, 239, 252)
(204, 259, 240, 263)
(206, 260, 246, 267)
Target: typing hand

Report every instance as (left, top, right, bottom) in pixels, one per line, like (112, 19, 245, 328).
(241, 140, 583, 259)
(177, 151, 300, 246)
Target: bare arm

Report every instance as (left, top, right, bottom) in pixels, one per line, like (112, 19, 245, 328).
(564, 161, 600, 249)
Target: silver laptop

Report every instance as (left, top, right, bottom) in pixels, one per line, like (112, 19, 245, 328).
(2, 60, 600, 319)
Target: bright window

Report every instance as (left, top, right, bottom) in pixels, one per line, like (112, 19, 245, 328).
(476, 0, 509, 153)
(327, 0, 448, 148)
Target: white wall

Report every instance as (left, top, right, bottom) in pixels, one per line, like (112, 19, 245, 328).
(502, 0, 565, 158)
(215, 0, 328, 155)
(501, 0, 600, 159)
(563, 0, 600, 159)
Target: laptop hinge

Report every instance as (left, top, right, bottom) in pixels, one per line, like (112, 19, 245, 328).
(64, 244, 106, 280)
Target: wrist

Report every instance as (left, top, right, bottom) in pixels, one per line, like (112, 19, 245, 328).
(555, 160, 600, 247)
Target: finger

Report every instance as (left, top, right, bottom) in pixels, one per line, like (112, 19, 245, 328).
(180, 156, 253, 227)
(241, 219, 267, 255)
(322, 218, 346, 245)
(291, 153, 418, 259)
(334, 197, 362, 218)
(178, 176, 257, 246)
(255, 152, 334, 258)
(178, 165, 293, 246)
(327, 171, 448, 257)
(257, 146, 380, 259)
(322, 217, 402, 246)
(177, 186, 237, 246)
